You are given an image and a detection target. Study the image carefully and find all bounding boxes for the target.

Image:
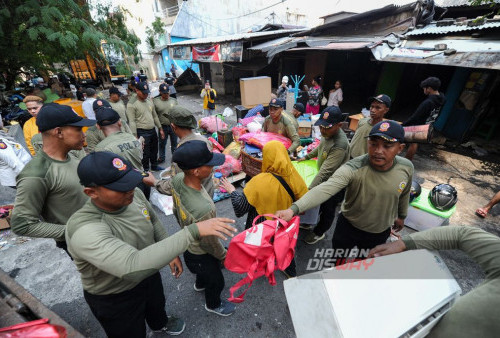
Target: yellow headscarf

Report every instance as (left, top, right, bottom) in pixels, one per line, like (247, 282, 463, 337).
(244, 141, 308, 215)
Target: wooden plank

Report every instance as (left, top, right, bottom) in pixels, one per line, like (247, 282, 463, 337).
(0, 269, 84, 337)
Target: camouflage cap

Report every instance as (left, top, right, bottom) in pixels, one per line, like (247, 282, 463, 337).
(169, 106, 197, 129)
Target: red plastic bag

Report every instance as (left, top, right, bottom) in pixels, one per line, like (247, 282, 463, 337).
(225, 214, 300, 303)
(307, 138, 321, 153)
(0, 318, 67, 338)
(231, 126, 247, 141)
(239, 131, 292, 150)
(208, 137, 225, 152)
(199, 116, 228, 133)
(215, 155, 242, 177)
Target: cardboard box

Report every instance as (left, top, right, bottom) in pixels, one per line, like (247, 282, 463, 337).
(298, 120, 312, 138)
(0, 218, 10, 230)
(348, 113, 364, 131)
(240, 76, 271, 108)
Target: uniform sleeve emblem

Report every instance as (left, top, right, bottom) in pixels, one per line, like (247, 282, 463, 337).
(398, 181, 406, 193)
(141, 207, 151, 220)
(323, 112, 329, 119)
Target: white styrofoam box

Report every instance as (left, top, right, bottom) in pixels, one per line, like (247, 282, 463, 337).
(284, 250, 461, 338)
(405, 205, 449, 232)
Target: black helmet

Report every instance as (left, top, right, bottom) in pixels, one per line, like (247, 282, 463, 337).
(410, 180, 422, 202)
(429, 184, 458, 211)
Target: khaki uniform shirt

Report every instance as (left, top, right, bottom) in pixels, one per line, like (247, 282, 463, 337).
(349, 118, 373, 158)
(109, 100, 128, 123)
(153, 97, 178, 126)
(292, 155, 414, 233)
(66, 190, 199, 295)
(305, 129, 349, 188)
(126, 99, 161, 136)
(155, 173, 226, 260)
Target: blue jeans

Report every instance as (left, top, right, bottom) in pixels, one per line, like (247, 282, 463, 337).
(158, 124, 178, 162)
(137, 128, 158, 171)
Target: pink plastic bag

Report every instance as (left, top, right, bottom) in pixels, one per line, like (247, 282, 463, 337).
(307, 139, 321, 153)
(200, 116, 228, 133)
(239, 132, 292, 150)
(215, 155, 242, 177)
(231, 126, 247, 141)
(239, 114, 264, 126)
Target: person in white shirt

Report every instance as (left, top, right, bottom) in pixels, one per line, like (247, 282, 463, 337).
(327, 80, 343, 107)
(82, 88, 97, 120)
(0, 136, 31, 188)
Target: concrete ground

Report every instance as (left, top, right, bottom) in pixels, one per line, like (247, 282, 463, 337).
(0, 88, 498, 337)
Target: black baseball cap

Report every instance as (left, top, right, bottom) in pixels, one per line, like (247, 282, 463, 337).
(96, 107, 120, 126)
(136, 82, 150, 94)
(293, 102, 305, 114)
(93, 98, 111, 112)
(369, 94, 392, 108)
(170, 106, 197, 129)
(109, 87, 122, 96)
(159, 83, 170, 94)
(36, 103, 95, 132)
(314, 106, 347, 127)
(367, 120, 404, 143)
(269, 98, 284, 108)
(78, 151, 144, 192)
(173, 140, 225, 170)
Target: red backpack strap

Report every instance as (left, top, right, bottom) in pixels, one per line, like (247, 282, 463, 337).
(228, 261, 265, 303)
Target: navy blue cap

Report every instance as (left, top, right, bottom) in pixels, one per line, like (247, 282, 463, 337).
(269, 98, 284, 108)
(78, 151, 143, 192)
(293, 102, 305, 114)
(173, 140, 225, 170)
(36, 103, 95, 132)
(96, 107, 120, 126)
(109, 87, 122, 96)
(369, 94, 391, 108)
(136, 82, 150, 94)
(93, 98, 111, 112)
(159, 83, 170, 94)
(368, 120, 404, 143)
(314, 106, 347, 127)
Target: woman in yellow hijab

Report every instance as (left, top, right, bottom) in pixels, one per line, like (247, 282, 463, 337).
(220, 140, 308, 277)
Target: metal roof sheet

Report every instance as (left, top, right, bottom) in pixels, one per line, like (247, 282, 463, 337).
(167, 29, 305, 47)
(406, 21, 500, 36)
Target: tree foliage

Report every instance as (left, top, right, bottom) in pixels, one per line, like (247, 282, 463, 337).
(145, 17, 166, 51)
(0, 0, 141, 89)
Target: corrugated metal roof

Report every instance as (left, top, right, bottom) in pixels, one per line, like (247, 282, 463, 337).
(406, 21, 500, 36)
(288, 41, 376, 52)
(435, 0, 500, 7)
(168, 29, 305, 47)
(381, 51, 500, 69)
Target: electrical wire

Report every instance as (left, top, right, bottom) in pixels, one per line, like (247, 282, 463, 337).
(203, 0, 288, 21)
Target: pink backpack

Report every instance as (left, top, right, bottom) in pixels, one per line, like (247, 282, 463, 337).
(224, 214, 300, 303)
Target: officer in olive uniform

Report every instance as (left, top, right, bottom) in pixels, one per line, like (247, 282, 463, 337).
(126, 81, 165, 171)
(154, 83, 178, 163)
(299, 106, 350, 245)
(262, 98, 300, 153)
(169, 106, 215, 198)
